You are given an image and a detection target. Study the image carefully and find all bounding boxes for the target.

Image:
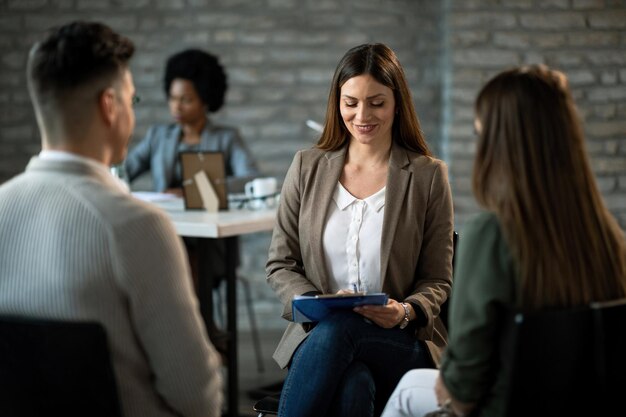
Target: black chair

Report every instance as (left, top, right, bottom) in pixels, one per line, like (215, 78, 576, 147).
(0, 315, 124, 417)
(253, 392, 282, 417)
(500, 298, 626, 417)
(253, 231, 460, 416)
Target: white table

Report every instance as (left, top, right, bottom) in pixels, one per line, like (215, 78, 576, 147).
(156, 197, 276, 238)
(153, 197, 276, 417)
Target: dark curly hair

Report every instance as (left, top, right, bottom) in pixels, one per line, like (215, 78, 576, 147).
(27, 20, 134, 103)
(164, 49, 227, 113)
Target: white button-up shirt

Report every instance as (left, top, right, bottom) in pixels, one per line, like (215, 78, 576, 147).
(323, 182, 386, 294)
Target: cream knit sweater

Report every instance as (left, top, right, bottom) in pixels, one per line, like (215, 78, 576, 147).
(0, 157, 223, 417)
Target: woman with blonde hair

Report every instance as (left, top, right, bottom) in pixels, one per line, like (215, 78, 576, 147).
(382, 64, 626, 417)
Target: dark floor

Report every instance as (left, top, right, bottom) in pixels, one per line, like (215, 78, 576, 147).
(235, 328, 287, 416)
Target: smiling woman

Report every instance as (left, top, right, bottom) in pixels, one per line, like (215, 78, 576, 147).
(266, 43, 454, 417)
(340, 75, 395, 147)
(338, 74, 397, 199)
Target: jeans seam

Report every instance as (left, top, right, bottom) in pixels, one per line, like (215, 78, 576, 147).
(278, 338, 307, 416)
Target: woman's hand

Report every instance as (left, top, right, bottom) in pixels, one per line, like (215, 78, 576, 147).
(353, 298, 405, 328)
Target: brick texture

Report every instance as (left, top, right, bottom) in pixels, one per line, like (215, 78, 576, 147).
(1, 0, 625, 330)
(0, 0, 444, 183)
(446, 0, 626, 228)
(0, 0, 444, 331)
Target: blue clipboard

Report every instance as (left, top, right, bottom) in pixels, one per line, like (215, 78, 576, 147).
(292, 293, 389, 323)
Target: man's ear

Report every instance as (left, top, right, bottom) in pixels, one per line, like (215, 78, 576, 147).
(98, 87, 117, 127)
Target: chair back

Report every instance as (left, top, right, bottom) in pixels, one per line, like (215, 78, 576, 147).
(0, 316, 124, 417)
(501, 298, 626, 417)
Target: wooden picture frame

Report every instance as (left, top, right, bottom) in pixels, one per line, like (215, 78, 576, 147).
(180, 151, 228, 210)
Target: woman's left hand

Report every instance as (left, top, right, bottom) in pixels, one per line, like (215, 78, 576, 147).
(353, 298, 405, 328)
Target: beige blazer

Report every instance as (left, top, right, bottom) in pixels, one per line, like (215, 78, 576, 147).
(267, 142, 454, 369)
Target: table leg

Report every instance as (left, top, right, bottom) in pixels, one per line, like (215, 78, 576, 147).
(197, 237, 239, 417)
(197, 239, 214, 336)
(225, 236, 239, 417)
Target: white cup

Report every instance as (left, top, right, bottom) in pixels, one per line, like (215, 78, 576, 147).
(244, 177, 277, 209)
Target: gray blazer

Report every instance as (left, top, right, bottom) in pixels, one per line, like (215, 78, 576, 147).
(266, 142, 454, 369)
(0, 157, 223, 417)
(125, 122, 259, 193)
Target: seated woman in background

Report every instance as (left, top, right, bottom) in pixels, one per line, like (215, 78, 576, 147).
(124, 48, 258, 194)
(381, 65, 626, 417)
(125, 49, 259, 354)
(266, 43, 454, 417)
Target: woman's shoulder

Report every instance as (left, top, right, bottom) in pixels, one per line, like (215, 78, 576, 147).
(461, 212, 512, 262)
(204, 122, 238, 136)
(463, 212, 503, 238)
(298, 146, 327, 157)
(293, 146, 337, 164)
(144, 123, 179, 139)
(400, 153, 450, 191)
(395, 145, 447, 174)
(409, 153, 446, 171)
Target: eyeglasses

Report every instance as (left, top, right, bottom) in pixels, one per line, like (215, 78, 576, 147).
(132, 95, 141, 106)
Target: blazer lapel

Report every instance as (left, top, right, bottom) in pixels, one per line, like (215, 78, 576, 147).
(310, 146, 346, 293)
(380, 143, 411, 287)
(199, 120, 214, 149)
(163, 125, 181, 188)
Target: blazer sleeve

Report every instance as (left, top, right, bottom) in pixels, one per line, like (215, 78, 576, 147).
(124, 126, 156, 183)
(224, 129, 260, 192)
(228, 128, 259, 178)
(406, 161, 454, 340)
(113, 207, 223, 417)
(266, 151, 320, 320)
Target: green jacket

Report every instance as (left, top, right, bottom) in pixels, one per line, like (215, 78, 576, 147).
(440, 212, 518, 417)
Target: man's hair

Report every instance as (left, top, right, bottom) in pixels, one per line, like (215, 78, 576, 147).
(27, 20, 135, 109)
(164, 49, 227, 113)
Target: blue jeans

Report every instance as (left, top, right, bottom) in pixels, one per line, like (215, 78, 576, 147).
(278, 311, 434, 417)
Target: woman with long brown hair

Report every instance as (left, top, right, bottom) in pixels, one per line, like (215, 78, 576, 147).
(382, 64, 626, 417)
(266, 43, 454, 416)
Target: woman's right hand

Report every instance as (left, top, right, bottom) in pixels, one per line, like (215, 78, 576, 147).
(354, 298, 406, 329)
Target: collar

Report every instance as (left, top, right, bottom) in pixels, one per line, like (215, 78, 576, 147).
(171, 118, 215, 140)
(333, 182, 386, 212)
(39, 150, 109, 172)
(37, 150, 129, 193)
